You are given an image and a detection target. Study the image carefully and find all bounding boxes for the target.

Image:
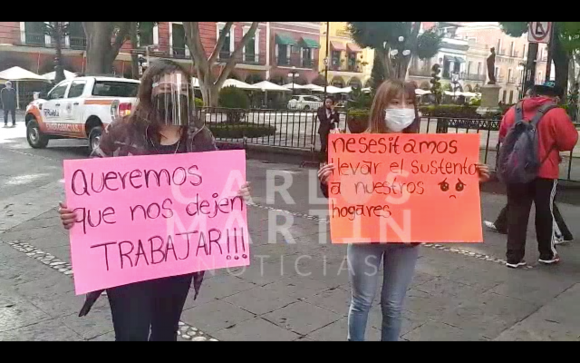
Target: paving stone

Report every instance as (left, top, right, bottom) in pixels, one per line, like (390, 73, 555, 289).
(212, 317, 300, 341)
(13, 272, 75, 302)
(490, 277, 574, 305)
(305, 287, 350, 316)
(28, 292, 101, 319)
(0, 318, 83, 341)
(181, 300, 255, 334)
(0, 289, 53, 332)
(89, 331, 116, 341)
(415, 276, 491, 302)
(60, 305, 114, 340)
(183, 274, 256, 309)
(223, 285, 299, 316)
(229, 257, 296, 286)
(403, 289, 460, 321)
(262, 301, 341, 336)
(403, 321, 489, 341)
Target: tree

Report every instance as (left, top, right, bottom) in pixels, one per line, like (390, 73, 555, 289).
(183, 22, 259, 107)
(312, 74, 327, 86)
(499, 22, 580, 94)
(43, 22, 69, 83)
(370, 52, 386, 93)
(430, 64, 442, 104)
(82, 22, 131, 75)
(349, 22, 442, 80)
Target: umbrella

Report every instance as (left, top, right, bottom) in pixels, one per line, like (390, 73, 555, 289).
(361, 87, 371, 93)
(325, 85, 344, 94)
(41, 70, 77, 81)
(253, 81, 291, 92)
(339, 86, 352, 94)
(416, 89, 432, 95)
(282, 83, 308, 90)
(222, 78, 259, 90)
(302, 84, 325, 92)
(0, 66, 50, 110)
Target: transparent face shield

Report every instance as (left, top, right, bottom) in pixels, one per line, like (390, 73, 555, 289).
(151, 72, 195, 126)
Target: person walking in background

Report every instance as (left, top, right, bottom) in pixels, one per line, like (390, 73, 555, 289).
(318, 79, 490, 341)
(1, 81, 17, 127)
(317, 97, 339, 162)
(485, 87, 573, 244)
(57, 59, 251, 341)
(498, 81, 578, 268)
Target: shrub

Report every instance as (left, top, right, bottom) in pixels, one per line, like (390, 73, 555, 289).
(208, 122, 276, 139)
(469, 97, 481, 106)
(347, 108, 370, 133)
(194, 97, 204, 108)
(219, 86, 250, 109)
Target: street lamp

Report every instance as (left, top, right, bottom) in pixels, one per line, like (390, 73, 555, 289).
(517, 62, 526, 99)
(391, 36, 412, 79)
(288, 66, 299, 94)
(451, 73, 459, 99)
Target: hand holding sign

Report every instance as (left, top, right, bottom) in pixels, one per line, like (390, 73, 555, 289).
(327, 133, 483, 244)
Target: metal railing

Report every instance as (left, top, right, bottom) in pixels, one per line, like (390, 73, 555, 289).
(200, 107, 347, 151)
(200, 106, 580, 182)
(69, 36, 86, 50)
(275, 56, 317, 69)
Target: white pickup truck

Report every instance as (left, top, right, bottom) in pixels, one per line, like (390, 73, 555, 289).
(25, 76, 140, 154)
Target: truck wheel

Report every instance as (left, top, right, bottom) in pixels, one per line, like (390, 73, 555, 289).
(26, 119, 49, 149)
(88, 126, 103, 155)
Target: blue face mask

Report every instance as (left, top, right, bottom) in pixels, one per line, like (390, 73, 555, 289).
(384, 108, 415, 132)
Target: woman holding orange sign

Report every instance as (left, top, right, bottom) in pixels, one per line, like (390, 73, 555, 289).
(318, 79, 490, 341)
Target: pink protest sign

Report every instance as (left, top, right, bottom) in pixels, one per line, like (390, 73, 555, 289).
(63, 150, 249, 295)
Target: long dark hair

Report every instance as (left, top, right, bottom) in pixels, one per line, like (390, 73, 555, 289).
(126, 59, 194, 137)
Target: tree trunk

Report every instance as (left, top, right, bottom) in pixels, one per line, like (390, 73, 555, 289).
(200, 79, 220, 108)
(553, 25, 569, 95)
(83, 22, 130, 76)
(54, 22, 66, 84)
(130, 22, 139, 79)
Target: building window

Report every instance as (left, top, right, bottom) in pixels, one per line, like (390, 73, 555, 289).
(538, 71, 543, 84)
(502, 90, 507, 103)
(217, 23, 234, 60)
(477, 62, 482, 75)
(497, 38, 502, 54)
(508, 68, 513, 83)
(245, 32, 257, 63)
(347, 52, 357, 71)
(68, 22, 86, 50)
(24, 22, 45, 46)
(523, 44, 527, 58)
(509, 90, 514, 104)
(172, 23, 186, 58)
(467, 61, 472, 75)
(331, 50, 341, 69)
(302, 47, 313, 68)
(277, 44, 290, 66)
(510, 41, 515, 57)
(138, 22, 154, 47)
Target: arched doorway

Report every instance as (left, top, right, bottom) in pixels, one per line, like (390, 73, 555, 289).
(331, 76, 345, 88)
(348, 76, 362, 89)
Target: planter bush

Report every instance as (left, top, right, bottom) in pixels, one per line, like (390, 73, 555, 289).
(208, 122, 276, 139)
(347, 108, 369, 133)
(219, 86, 250, 122)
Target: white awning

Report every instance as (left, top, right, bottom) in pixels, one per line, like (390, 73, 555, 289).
(41, 70, 77, 81)
(252, 81, 292, 92)
(416, 89, 431, 95)
(339, 86, 352, 93)
(0, 66, 49, 82)
(325, 85, 344, 94)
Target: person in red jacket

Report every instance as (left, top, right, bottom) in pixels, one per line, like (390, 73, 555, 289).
(499, 81, 578, 268)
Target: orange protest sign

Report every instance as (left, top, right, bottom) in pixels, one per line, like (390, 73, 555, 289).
(327, 133, 483, 244)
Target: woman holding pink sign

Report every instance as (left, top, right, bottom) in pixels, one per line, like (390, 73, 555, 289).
(58, 59, 251, 341)
(318, 79, 490, 341)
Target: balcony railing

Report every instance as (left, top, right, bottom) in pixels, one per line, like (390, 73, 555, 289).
(276, 56, 317, 69)
(69, 36, 86, 50)
(23, 32, 45, 47)
(329, 63, 362, 73)
(498, 75, 505, 83)
(507, 76, 516, 84)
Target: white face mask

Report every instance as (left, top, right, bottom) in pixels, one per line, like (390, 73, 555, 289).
(384, 108, 415, 132)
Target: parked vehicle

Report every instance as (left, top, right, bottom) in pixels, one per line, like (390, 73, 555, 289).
(25, 76, 140, 154)
(287, 95, 323, 111)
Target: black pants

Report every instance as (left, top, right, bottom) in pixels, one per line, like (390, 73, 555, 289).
(494, 201, 573, 240)
(319, 132, 328, 163)
(506, 178, 558, 263)
(107, 274, 193, 341)
(3, 107, 15, 125)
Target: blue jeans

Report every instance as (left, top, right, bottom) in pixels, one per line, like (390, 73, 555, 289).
(347, 243, 419, 341)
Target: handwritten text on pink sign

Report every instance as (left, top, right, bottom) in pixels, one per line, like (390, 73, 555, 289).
(64, 150, 248, 295)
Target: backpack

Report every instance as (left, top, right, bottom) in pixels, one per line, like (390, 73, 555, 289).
(497, 101, 557, 184)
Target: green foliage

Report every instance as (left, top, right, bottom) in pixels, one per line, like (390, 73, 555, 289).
(208, 122, 276, 138)
(194, 97, 204, 108)
(218, 86, 250, 109)
(430, 64, 442, 105)
(245, 73, 264, 84)
(469, 97, 482, 106)
(347, 109, 370, 133)
(348, 88, 373, 109)
(499, 22, 528, 37)
(370, 53, 386, 94)
(415, 29, 443, 59)
(313, 74, 327, 86)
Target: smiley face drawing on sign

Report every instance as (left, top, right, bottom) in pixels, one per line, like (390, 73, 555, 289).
(438, 178, 467, 199)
